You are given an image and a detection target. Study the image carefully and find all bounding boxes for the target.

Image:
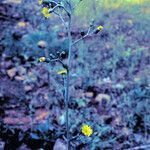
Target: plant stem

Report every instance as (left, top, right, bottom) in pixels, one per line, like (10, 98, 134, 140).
(64, 13, 72, 150)
(68, 18, 72, 67)
(64, 73, 70, 150)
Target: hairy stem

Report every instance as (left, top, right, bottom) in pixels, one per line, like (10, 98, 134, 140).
(64, 12, 72, 150)
(64, 73, 70, 150)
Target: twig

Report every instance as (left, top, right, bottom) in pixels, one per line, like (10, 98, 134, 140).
(59, 13, 67, 29)
(125, 144, 150, 150)
(53, 8, 68, 29)
(48, 1, 70, 16)
(64, 73, 70, 150)
(72, 27, 92, 46)
(49, 4, 60, 13)
(67, 18, 72, 66)
(48, 0, 57, 5)
(70, 133, 80, 141)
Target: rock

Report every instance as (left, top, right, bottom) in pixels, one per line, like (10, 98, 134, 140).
(84, 92, 94, 98)
(53, 139, 67, 150)
(35, 109, 48, 122)
(7, 68, 17, 78)
(15, 75, 25, 81)
(0, 141, 5, 149)
(37, 40, 47, 48)
(24, 85, 33, 92)
(95, 94, 110, 102)
(112, 83, 124, 89)
(17, 144, 29, 150)
(103, 77, 112, 83)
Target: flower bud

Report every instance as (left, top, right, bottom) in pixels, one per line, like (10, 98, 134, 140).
(57, 69, 67, 75)
(97, 25, 103, 30)
(94, 25, 103, 34)
(39, 57, 46, 62)
(42, 7, 51, 18)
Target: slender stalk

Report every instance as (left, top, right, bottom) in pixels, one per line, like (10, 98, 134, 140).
(39, 1, 95, 149)
(42, 1, 96, 149)
(62, 4, 73, 147)
(67, 17, 72, 67)
(64, 73, 70, 150)
(72, 27, 91, 46)
(64, 13, 72, 149)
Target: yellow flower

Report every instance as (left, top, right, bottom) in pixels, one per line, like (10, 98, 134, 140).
(17, 21, 26, 27)
(39, 57, 46, 62)
(42, 7, 51, 18)
(82, 124, 93, 137)
(97, 25, 103, 30)
(39, 0, 43, 5)
(57, 69, 67, 75)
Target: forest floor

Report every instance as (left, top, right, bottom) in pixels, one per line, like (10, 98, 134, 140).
(0, 1, 150, 150)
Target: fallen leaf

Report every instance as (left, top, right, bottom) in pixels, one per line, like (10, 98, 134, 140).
(84, 92, 94, 98)
(35, 111, 48, 121)
(53, 139, 67, 150)
(7, 68, 17, 78)
(15, 75, 25, 81)
(24, 85, 33, 92)
(3, 0, 22, 4)
(95, 94, 110, 102)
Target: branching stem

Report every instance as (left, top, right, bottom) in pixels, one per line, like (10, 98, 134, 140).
(72, 27, 92, 46)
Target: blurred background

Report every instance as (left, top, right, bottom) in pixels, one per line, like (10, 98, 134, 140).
(0, 0, 150, 149)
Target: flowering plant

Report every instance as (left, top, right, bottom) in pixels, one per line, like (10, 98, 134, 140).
(38, 0, 103, 149)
